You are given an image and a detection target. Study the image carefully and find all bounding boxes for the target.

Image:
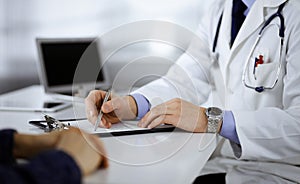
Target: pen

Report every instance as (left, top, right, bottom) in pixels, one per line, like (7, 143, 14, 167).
(94, 89, 112, 131)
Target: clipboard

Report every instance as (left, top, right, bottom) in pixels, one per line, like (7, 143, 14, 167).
(29, 118, 175, 137)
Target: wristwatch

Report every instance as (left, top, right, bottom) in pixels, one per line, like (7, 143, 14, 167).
(205, 107, 223, 133)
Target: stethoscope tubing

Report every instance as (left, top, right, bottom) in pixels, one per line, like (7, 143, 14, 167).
(213, 2, 286, 93)
(243, 6, 285, 92)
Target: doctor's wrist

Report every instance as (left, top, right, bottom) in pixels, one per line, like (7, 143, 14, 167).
(205, 107, 223, 133)
(128, 95, 138, 118)
(217, 120, 223, 133)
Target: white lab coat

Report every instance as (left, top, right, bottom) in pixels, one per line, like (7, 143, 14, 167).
(134, 0, 300, 182)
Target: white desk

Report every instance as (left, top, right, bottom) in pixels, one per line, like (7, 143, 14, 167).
(0, 86, 219, 184)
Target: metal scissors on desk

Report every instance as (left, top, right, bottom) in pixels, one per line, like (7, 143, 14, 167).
(29, 114, 87, 132)
(42, 114, 71, 132)
(29, 114, 71, 132)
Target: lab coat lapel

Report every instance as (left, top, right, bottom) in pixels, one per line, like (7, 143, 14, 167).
(230, 0, 287, 52)
(216, 0, 232, 67)
(230, 0, 264, 52)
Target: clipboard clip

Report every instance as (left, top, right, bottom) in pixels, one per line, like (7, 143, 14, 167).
(43, 114, 70, 132)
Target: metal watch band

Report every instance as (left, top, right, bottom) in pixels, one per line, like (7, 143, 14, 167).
(206, 107, 223, 133)
(207, 118, 220, 133)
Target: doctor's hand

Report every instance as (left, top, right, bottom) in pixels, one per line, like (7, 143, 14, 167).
(85, 90, 137, 128)
(138, 98, 208, 132)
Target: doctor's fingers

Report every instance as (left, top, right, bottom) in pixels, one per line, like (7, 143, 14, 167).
(103, 96, 137, 120)
(103, 108, 123, 123)
(85, 90, 106, 124)
(101, 97, 136, 127)
(147, 115, 175, 129)
(95, 100, 120, 128)
(138, 104, 176, 128)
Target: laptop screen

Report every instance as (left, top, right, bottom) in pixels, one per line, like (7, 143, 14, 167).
(41, 42, 103, 86)
(39, 40, 105, 87)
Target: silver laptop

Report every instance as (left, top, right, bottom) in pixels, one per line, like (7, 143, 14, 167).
(36, 38, 110, 100)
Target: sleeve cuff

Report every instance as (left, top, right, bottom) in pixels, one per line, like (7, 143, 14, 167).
(130, 93, 151, 119)
(220, 111, 240, 144)
(0, 129, 16, 165)
(20, 150, 82, 184)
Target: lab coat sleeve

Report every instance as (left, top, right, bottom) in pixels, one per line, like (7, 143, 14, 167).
(133, 51, 212, 107)
(133, 2, 223, 107)
(231, 9, 300, 164)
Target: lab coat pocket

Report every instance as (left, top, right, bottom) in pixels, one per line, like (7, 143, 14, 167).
(254, 62, 278, 87)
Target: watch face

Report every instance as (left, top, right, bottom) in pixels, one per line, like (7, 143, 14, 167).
(208, 107, 222, 116)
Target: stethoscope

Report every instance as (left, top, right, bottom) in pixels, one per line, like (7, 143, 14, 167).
(212, 2, 286, 93)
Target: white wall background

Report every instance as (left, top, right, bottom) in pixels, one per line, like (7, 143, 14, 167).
(0, 0, 213, 93)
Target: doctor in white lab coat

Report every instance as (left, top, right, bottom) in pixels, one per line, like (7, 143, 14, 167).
(85, 0, 300, 183)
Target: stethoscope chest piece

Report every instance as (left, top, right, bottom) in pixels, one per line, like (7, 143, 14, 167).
(255, 86, 265, 93)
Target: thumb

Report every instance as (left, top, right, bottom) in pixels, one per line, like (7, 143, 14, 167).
(102, 98, 122, 113)
(101, 100, 114, 113)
